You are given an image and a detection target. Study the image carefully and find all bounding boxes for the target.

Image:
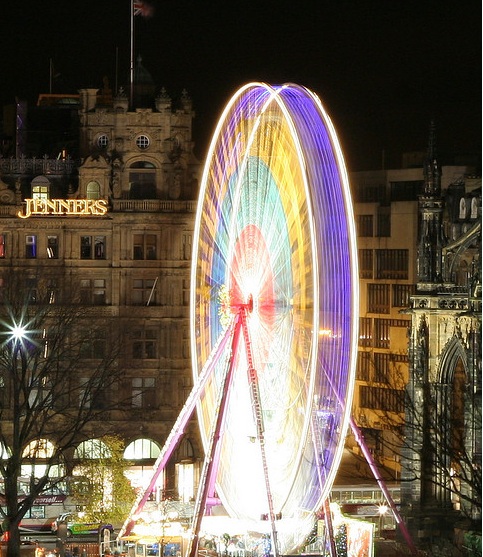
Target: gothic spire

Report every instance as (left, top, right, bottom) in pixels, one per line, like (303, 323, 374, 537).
(423, 120, 441, 196)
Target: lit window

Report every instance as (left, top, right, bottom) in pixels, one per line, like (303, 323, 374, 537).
(74, 439, 111, 459)
(368, 283, 390, 313)
(136, 135, 150, 150)
(359, 318, 373, 347)
(47, 236, 58, 259)
(392, 284, 415, 307)
(86, 181, 101, 200)
(376, 250, 409, 279)
(0, 235, 5, 258)
(124, 439, 160, 459)
(22, 439, 55, 459)
(32, 183, 49, 200)
(25, 235, 37, 259)
(356, 352, 371, 381)
(374, 352, 390, 383)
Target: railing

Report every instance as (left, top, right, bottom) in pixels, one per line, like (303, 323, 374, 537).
(0, 156, 76, 176)
(111, 199, 197, 213)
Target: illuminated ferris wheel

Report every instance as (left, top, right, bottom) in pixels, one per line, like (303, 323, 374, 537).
(189, 83, 359, 555)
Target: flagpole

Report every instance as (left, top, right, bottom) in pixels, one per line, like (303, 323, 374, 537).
(130, 0, 135, 109)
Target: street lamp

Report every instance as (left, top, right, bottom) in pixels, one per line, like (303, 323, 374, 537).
(10, 324, 27, 341)
(377, 504, 388, 538)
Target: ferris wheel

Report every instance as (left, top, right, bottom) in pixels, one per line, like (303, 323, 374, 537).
(189, 83, 359, 556)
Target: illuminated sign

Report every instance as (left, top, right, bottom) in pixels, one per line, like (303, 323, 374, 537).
(18, 198, 109, 219)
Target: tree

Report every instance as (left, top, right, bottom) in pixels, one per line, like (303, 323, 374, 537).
(70, 435, 136, 525)
(351, 345, 481, 553)
(0, 268, 128, 557)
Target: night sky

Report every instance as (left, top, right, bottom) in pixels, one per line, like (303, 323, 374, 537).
(1, 0, 481, 170)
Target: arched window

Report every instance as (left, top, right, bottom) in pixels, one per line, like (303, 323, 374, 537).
(21, 439, 64, 479)
(124, 438, 160, 460)
(123, 438, 162, 498)
(129, 161, 157, 199)
(74, 438, 111, 459)
(22, 438, 55, 459)
(31, 176, 51, 199)
(86, 181, 101, 200)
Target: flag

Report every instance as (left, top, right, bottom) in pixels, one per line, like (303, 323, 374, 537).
(133, 1, 154, 17)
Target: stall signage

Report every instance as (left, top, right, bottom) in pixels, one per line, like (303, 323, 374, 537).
(18, 198, 108, 219)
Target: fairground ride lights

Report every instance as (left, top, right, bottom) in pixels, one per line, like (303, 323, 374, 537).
(17, 198, 109, 219)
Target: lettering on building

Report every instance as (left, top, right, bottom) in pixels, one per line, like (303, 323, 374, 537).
(17, 199, 109, 219)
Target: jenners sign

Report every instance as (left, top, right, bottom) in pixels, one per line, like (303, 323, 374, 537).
(18, 198, 108, 219)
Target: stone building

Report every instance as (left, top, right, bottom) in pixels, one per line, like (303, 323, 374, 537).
(343, 129, 481, 544)
(0, 66, 204, 504)
(401, 128, 481, 547)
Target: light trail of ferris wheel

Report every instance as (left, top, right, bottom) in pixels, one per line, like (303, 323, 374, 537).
(190, 82, 359, 555)
(120, 81, 418, 557)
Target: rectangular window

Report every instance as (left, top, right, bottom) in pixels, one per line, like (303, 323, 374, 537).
(360, 386, 404, 413)
(47, 235, 59, 259)
(0, 235, 5, 258)
(359, 318, 373, 347)
(25, 235, 37, 259)
(374, 352, 390, 383)
(79, 377, 105, 410)
(32, 184, 49, 199)
(390, 180, 424, 201)
(26, 277, 38, 304)
(392, 284, 415, 307)
(80, 279, 106, 305)
(80, 331, 106, 359)
(132, 329, 157, 359)
(368, 283, 390, 314)
(132, 278, 157, 305)
(357, 215, 373, 237)
(358, 185, 386, 203)
(376, 249, 409, 279)
(358, 249, 373, 279)
(133, 234, 157, 260)
(132, 377, 156, 409)
(374, 319, 391, 349)
(26, 506, 46, 519)
(81, 236, 106, 259)
(356, 352, 371, 381)
(376, 209, 391, 237)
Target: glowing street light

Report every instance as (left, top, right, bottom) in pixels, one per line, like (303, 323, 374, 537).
(10, 324, 27, 342)
(378, 504, 388, 537)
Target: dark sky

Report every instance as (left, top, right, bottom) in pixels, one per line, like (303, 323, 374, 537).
(1, 0, 481, 170)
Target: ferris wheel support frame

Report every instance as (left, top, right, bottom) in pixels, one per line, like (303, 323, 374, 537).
(187, 305, 281, 557)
